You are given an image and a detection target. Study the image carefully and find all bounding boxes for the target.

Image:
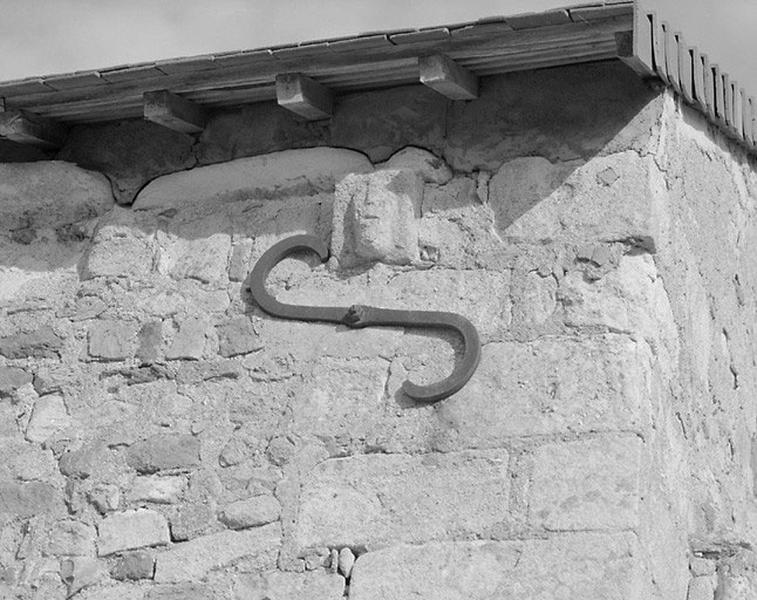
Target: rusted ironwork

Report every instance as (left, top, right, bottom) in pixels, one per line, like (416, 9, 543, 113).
(247, 234, 481, 402)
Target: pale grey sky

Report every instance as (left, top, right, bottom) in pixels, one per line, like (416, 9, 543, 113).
(0, 0, 754, 94)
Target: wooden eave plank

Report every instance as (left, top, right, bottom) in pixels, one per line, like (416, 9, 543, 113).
(155, 55, 216, 74)
(390, 28, 451, 44)
(702, 55, 716, 120)
(615, 29, 655, 78)
(675, 33, 693, 103)
(101, 65, 168, 83)
(270, 42, 331, 62)
(0, 79, 54, 96)
(44, 71, 109, 90)
(649, 12, 669, 84)
(662, 23, 680, 93)
(505, 9, 571, 30)
(747, 96, 756, 147)
(721, 71, 733, 128)
(328, 34, 393, 53)
(450, 22, 514, 41)
(733, 85, 744, 139)
(212, 49, 279, 69)
(569, 4, 632, 23)
(690, 47, 707, 112)
(712, 63, 722, 120)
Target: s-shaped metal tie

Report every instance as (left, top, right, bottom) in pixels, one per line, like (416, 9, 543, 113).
(247, 234, 481, 402)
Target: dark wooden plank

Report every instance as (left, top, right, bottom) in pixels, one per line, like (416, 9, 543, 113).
(569, 4, 632, 23)
(748, 96, 756, 147)
(662, 22, 680, 93)
(675, 33, 694, 104)
(213, 49, 279, 68)
(0, 110, 67, 148)
(44, 71, 109, 90)
(270, 42, 330, 62)
(275, 73, 333, 120)
(506, 10, 571, 30)
(648, 12, 669, 84)
(328, 34, 393, 53)
(702, 56, 716, 121)
(419, 54, 478, 100)
(0, 79, 55, 96)
(691, 47, 707, 112)
(615, 30, 655, 78)
(733, 85, 744, 140)
(155, 55, 216, 74)
(143, 90, 206, 134)
(101, 65, 168, 83)
(390, 28, 451, 45)
(721, 72, 733, 129)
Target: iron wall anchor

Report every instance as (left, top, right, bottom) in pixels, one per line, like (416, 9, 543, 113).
(248, 234, 481, 402)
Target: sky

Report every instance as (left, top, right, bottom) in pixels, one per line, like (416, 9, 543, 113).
(0, 0, 754, 93)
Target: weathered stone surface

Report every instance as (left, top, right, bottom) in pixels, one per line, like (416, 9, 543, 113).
(379, 146, 452, 184)
(58, 119, 197, 205)
(25, 394, 71, 443)
(88, 320, 136, 361)
(489, 152, 667, 249)
(153, 524, 281, 583)
(331, 84, 447, 162)
(82, 207, 157, 279)
(0, 161, 113, 231)
(690, 557, 717, 576)
(0, 366, 32, 397)
(112, 550, 155, 581)
(219, 495, 281, 529)
(146, 582, 213, 599)
(295, 450, 509, 549)
(444, 61, 659, 170)
(48, 520, 96, 556)
(332, 169, 421, 265)
(126, 434, 201, 474)
(59, 443, 107, 478)
(129, 476, 187, 504)
(349, 532, 645, 599)
(435, 335, 651, 446)
(197, 101, 328, 165)
(165, 318, 207, 360)
(97, 509, 170, 556)
(0, 326, 62, 359)
(157, 217, 231, 286)
(216, 316, 262, 358)
(133, 147, 372, 212)
(61, 556, 108, 597)
(0, 481, 61, 518)
(137, 321, 162, 365)
(528, 434, 643, 531)
(687, 575, 716, 600)
(77, 581, 144, 600)
(89, 483, 120, 513)
(168, 502, 216, 542)
(233, 571, 345, 600)
(338, 548, 356, 578)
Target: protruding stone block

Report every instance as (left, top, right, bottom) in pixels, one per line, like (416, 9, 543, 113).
(234, 571, 345, 600)
(88, 320, 136, 361)
(276, 74, 333, 120)
(333, 169, 421, 265)
(126, 434, 201, 474)
(25, 394, 71, 443)
(219, 495, 281, 530)
(0, 109, 67, 148)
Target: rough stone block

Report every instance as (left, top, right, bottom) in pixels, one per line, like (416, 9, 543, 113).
(88, 320, 136, 361)
(48, 520, 96, 556)
(0, 366, 32, 397)
(60, 556, 108, 597)
(0, 161, 113, 232)
(153, 524, 281, 583)
(528, 434, 643, 531)
(0, 481, 61, 518)
(488, 152, 667, 249)
(168, 502, 216, 541)
(349, 532, 645, 599)
(379, 146, 452, 184)
(25, 394, 72, 443)
(146, 582, 213, 599)
(687, 575, 716, 600)
(136, 321, 162, 365)
(97, 508, 170, 556)
(82, 207, 157, 279)
(165, 318, 207, 360)
(219, 495, 281, 529)
(126, 434, 201, 474)
(0, 326, 62, 359)
(216, 316, 263, 358)
(333, 169, 421, 265)
(435, 335, 651, 446)
(76, 581, 145, 600)
(159, 218, 231, 286)
(128, 476, 187, 504)
(133, 147, 372, 212)
(295, 450, 510, 550)
(88, 483, 120, 514)
(233, 571, 345, 600)
(57, 119, 197, 205)
(112, 550, 155, 581)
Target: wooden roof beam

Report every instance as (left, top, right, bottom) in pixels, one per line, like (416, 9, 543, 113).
(275, 74, 333, 121)
(0, 109, 67, 149)
(419, 54, 478, 100)
(143, 90, 206, 134)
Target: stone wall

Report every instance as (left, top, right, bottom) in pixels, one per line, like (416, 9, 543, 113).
(1, 61, 756, 599)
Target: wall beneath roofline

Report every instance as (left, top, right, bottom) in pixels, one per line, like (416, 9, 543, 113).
(0, 60, 756, 599)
